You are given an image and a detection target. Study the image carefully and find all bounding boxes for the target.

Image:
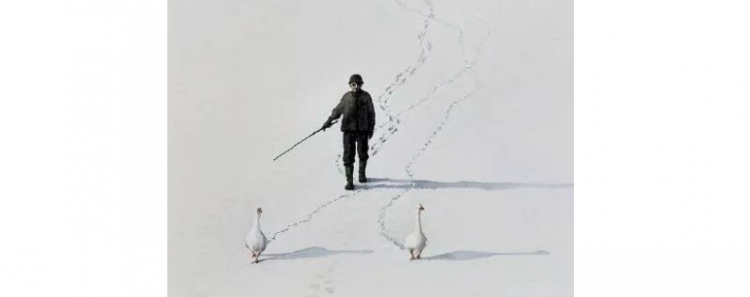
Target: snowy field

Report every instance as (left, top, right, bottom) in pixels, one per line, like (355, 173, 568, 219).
(169, 0, 572, 296)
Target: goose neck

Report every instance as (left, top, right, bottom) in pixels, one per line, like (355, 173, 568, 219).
(254, 213, 261, 229)
(415, 211, 423, 232)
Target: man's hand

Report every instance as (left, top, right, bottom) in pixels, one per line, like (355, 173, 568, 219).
(321, 121, 333, 131)
(368, 130, 374, 140)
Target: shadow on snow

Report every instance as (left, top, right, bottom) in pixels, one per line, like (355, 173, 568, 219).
(264, 246, 373, 261)
(361, 178, 572, 191)
(423, 250, 550, 261)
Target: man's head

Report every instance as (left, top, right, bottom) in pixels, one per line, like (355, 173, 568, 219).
(349, 74, 364, 92)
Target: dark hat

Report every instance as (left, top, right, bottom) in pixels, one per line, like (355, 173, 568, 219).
(349, 74, 364, 84)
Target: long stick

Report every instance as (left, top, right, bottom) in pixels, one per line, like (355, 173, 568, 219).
(272, 120, 338, 162)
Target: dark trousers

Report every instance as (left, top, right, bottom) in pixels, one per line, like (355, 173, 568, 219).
(343, 132, 369, 167)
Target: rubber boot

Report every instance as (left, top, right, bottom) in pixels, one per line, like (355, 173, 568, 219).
(358, 160, 367, 183)
(345, 166, 355, 190)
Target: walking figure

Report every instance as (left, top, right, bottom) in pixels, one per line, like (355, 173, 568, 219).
(321, 74, 376, 190)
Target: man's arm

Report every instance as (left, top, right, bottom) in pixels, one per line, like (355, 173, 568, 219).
(322, 96, 346, 130)
(366, 94, 376, 138)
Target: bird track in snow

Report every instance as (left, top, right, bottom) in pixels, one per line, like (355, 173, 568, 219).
(367, 0, 435, 158)
(335, 0, 436, 174)
(269, 191, 359, 242)
(377, 13, 498, 250)
(270, 0, 493, 246)
(272, 0, 435, 244)
(272, 0, 438, 243)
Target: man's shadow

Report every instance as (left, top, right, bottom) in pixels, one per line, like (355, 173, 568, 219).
(360, 178, 573, 191)
(423, 250, 550, 261)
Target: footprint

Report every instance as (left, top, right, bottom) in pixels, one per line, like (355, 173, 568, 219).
(308, 264, 337, 296)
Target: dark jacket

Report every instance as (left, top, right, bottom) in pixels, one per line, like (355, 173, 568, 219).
(327, 90, 376, 132)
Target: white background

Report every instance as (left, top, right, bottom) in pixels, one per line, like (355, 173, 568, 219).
(1, 0, 749, 296)
(169, 0, 571, 295)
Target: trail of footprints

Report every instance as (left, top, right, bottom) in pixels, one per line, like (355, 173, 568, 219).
(270, 191, 360, 242)
(272, 0, 437, 242)
(270, 0, 497, 253)
(377, 16, 497, 249)
(335, 0, 436, 172)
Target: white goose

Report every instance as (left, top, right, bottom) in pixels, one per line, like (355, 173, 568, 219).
(245, 207, 267, 263)
(404, 204, 427, 260)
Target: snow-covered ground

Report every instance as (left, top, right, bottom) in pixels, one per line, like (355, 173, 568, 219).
(169, 0, 572, 296)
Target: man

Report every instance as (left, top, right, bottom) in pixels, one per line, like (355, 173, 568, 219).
(322, 74, 376, 190)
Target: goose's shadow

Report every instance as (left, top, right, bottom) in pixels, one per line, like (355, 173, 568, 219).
(362, 178, 572, 191)
(263, 246, 373, 261)
(423, 250, 550, 261)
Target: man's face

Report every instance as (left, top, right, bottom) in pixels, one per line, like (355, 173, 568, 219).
(349, 82, 361, 92)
